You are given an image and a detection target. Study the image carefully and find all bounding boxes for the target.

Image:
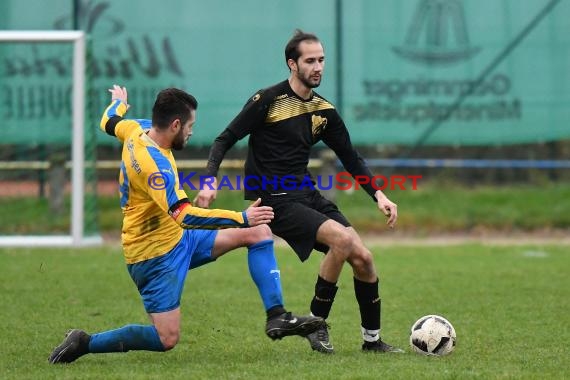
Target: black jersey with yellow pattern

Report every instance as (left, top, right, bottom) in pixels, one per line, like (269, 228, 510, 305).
(225, 80, 375, 200)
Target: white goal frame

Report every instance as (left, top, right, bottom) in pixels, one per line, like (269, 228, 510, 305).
(0, 31, 102, 247)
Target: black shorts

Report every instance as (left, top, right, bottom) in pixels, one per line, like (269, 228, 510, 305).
(262, 191, 351, 262)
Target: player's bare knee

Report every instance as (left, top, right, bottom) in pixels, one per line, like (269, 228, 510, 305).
(155, 324, 180, 351)
(256, 224, 273, 240)
(160, 332, 180, 351)
(349, 249, 376, 275)
(338, 232, 356, 254)
(329, 232, 354, 261)
(248, 224, 273, 244)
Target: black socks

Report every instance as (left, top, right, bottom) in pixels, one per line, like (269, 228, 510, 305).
(310, 275, 338, 319)
(354, 277, 381, 330)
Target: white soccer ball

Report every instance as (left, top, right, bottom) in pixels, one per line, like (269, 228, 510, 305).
(409, 315, 456, 356)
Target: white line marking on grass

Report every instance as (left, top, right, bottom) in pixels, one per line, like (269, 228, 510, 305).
(521, 250, 549, 258)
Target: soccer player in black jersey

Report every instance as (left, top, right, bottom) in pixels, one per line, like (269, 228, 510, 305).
(195, 30, 403, 354)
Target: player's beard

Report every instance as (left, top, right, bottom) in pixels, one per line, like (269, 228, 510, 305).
(172, 128, 187, 151)
(297, 68, 321, 89)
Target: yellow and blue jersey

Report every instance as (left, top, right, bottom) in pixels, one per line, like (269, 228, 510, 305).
(100, 100, 248, 264)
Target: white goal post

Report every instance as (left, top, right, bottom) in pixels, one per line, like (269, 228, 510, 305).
(0, 31, 102, 247)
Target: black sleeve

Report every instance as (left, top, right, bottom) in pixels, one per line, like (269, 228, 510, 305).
(205, 128, 239, 177)
(205, 90, 270, 177)
(104, 115, 123, 137)
(321, 111, 379, 201)
(226, 89, 270, 139)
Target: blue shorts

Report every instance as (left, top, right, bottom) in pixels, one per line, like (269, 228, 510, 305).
(127, 229, 218, 313)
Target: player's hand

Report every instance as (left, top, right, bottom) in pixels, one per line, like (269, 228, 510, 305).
(109, 84, 129, 111)
(193, 178, 218, 208)
(245, 198, 274, 226)
(376, 191, 398, 228)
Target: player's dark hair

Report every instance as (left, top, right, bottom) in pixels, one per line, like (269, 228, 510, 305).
(152, 88, 198, 129)
(284, 29, 320, 70)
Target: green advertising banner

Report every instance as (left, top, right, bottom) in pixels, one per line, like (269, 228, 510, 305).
(1, 0, 569, 146)
(0, 0, 337, 146)
(342, 0, 570, 145)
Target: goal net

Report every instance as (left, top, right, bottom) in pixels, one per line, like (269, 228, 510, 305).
(0, 31, 102, 246)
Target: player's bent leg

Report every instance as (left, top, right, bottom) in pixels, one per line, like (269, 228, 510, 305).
(304, 220, 355, 354)
(149, 308, 181, 351)
(344, 228, 404, 354)
(211, 224, 273, 258)
(345, 228, 377, 282)
(306, 224, 351, 354)
(317, 220, 354, 283)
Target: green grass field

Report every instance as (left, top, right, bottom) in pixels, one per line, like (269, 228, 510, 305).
(1, 243, 568, 379)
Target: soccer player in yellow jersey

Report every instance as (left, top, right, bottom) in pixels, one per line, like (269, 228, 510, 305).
(48, 85, 324, 364)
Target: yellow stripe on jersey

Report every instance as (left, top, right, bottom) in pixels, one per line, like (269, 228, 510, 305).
(266, 96, 335, 124)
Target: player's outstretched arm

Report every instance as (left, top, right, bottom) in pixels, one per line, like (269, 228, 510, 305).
(169, 199, 273, 229)
(168, 195, 273, 229)
(100, 84, 141, 141)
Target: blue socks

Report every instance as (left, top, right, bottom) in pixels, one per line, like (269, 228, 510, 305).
(89, 324, 164, 353)
(247, 240, 284, 311)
